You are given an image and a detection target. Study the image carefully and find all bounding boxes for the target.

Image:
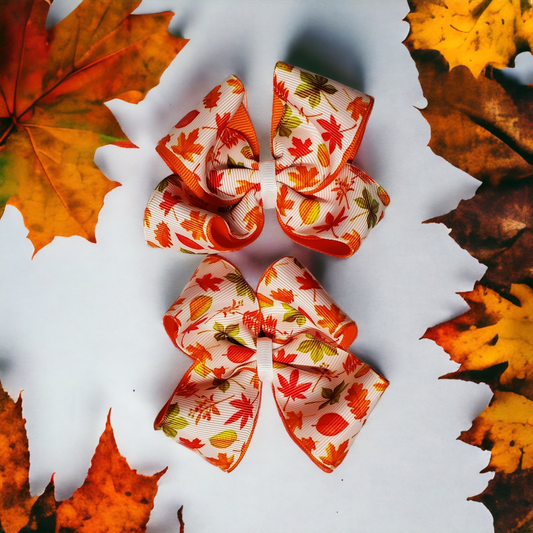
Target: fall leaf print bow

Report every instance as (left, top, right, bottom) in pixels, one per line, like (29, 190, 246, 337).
(144, 62, 390, 257)
(155, 255, 388, 472)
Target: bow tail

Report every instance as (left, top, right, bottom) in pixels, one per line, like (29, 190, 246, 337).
(155, 363, 263, 472)
(276, 165, 389, 257)
(272, 358, 388, 472)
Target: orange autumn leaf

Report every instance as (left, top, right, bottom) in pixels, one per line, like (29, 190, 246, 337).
(227, 77, 244, 94)
(342, 230, 361, 253)
(319, 440, 350, 469)
(298, 436, 317, 454)
(345, 382, 371, 420)
(270, 288, 295, 304)
(277, 184, 295, 216)
(288, 137, 313, 159)
(0, 381, 166, 533)
(181, 210, 207, 241)
(203, 84, 222, 110)
(186, 342, 212, 363)
(314, 303, 346, 334)
(347, 96, 371, 122)
(171, 128, 204, 162)
(205, 452, 235, 472)
(155, 221, 172, 248)
(424, 284, 533, 401)
(285, 411, 303, 433)
(235, 179, 261, 196)
(296, 270, 321, 300)
(262, 265, 278, 286)
(287, 165, 320, 190)
(406, 0, 533, 78)
(243, 205, 262, 230)
(0, 0, 186, 255)
(0, 383, 35, 532)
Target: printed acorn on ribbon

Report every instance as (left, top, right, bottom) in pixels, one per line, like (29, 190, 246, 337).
(154, 255, 388, 473)
(144, 62, 389, 258)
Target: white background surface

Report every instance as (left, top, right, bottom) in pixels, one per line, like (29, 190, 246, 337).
(0, 1, 497, 531)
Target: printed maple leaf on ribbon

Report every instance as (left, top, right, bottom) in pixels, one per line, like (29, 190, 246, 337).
(277, 369, 313, 409)
(0, 380, 169, 533)
(0, 0, 186, 255)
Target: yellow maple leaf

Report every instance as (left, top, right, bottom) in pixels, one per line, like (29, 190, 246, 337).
(460, 391, 533, 474)
(406, 0, 533, 77)
(424, 284, 533, 400)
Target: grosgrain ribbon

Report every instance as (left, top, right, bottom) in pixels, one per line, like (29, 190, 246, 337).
(154, 255, 389, 473)
(144, 62, 390, 257)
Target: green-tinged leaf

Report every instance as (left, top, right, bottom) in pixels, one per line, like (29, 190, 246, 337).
(297, 334, 337, 363)
(294, 72, 338, 110)
(277, 104, 302, 138)
(281, 302, 307, 325)
(319, 381, 348, 410)
(159, 403, 189, 437)
(224, 272, 255, 302)
(227, 155, 245, 169)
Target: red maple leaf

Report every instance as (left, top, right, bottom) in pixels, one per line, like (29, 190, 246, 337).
(159, 190, 180, 215)
(295, 270, 321, 301)
(242, 310, 262, 335)
(195, 273, 223, 292)
(312, 207, 347, 238)
(224, 393, 254, 429)
(270, 288, 295, 304)
(315, 303, 346, 334)
(215, 112, 231, 138)
(317, 114, 344, 153)
(263, 315, 278, 338)
(277, 184, 295, 216)
(274, 75, 289, 100)
(203, 84, 221, 110)
(154, 221, 172, 248)
(179, 437, 205, 449)
(288, 137, 313, 160)
(275, 348, 298, 365)
(207, 171, 223, 193)
(277, 369, 312, 409)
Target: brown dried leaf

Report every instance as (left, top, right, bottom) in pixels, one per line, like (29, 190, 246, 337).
(403, 47, 533, 185)
(427, 179, 533, 291)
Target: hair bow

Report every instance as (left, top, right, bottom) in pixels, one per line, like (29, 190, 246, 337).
(144, 62, 389, 257)
(155, 255, 388, 472)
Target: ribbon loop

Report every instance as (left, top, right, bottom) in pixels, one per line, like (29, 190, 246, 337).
(258, 160, 277, 210)
(256, 337, 273, 382)
(144, 63, 389, 257)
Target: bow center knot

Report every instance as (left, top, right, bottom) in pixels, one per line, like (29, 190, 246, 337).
(256, 336, 273, 382)
(258, 160, 277, 210)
